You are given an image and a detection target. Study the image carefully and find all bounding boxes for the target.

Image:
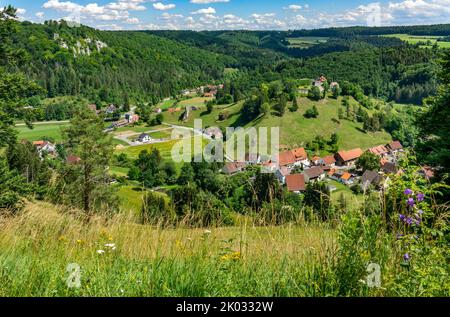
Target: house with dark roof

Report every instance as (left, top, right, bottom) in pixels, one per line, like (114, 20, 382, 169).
(361, 170, 382, 191)
(335, 148, 363, 166)
(137, 133, 151, 143)
(303, 166, 325, 183)
(330, 171, 355, 185)
(387, 141, 403, 154)
(381, 162, 397, 174)
(276, 166, 291, 184)
(318, 155, 336, 167)
(285, 174, 306, 193)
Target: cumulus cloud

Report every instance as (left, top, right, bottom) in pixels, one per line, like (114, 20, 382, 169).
(38, 0, 450, 31)
(285, 4, 302, 11)
(153, 3, 176, 11)
(191, 7, 216, 15)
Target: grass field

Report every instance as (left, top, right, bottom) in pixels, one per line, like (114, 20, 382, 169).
(16, 122, 70, 142)
(117, 185, 147, 216)
(163, 102, 243, 129)
(250, 97, 392, 152)
(0, 201, 336, 297)
(382, 34, 450, 48)
(163, 97, 392, 152)
(287, 37, 329, 48)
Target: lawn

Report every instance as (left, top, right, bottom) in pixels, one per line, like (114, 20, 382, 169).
(15, 122, 70, 142)
(382, 34, 450, 48)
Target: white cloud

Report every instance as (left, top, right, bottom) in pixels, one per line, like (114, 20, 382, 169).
(190, 0, 229, 3)
(285, 5, 302, 12)
(191, 7, 216, 14)
(39, 0, 450, 31)
(153, 3, 176, 11)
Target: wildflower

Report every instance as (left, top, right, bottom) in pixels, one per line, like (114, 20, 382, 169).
(399, 214, 405, 221)
(58, 236, 67, 242)
(406, 217, 413, 225)
(407, 198, 415, 206)
(404, 189, 413, 195)
(403, 253, 410, 261)
(105, 243, 116, 251)
(76, 239, 83, 244)
(220, 251, 241, 262)
(417, 193, 424, 202)
(418, 209, 424, 215)
(97, 250, 105, 254)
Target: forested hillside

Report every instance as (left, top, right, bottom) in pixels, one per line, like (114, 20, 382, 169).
(10, 21, 231, 105)
(7, 21, 449, 106)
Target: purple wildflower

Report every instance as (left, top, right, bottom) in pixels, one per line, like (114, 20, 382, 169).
(406, 217, 413, 225)
(417, 193, 425, 202)
(407, 198, 415, 206)
(403, 253, 410, 261)
(404, 189, 413, 195)
(418, 209, 424, 215)
(399, 214, 405, 221)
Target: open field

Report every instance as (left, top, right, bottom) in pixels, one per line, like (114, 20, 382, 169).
(16, 122, 70, 142)
(117, 185, 147, 215)
(162, 102, 243, 129)
(382, 34, 450, 48)
(157, 97, 213, 111)
(0, 201, 335, 297)
(163, 97, 392, 152)
(287, 37, 329, 48)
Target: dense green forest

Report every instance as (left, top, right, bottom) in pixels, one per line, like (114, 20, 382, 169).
(7, 21, 449, 106)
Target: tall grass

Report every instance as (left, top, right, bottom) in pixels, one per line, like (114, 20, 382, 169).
(0, 201, 336, 297)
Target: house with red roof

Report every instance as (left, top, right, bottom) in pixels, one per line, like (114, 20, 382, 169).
(278, 151, 297, 167)
(285, 174, 306, 193)
(335, 148, 363, 166)
(291, 147, 310, 167)
(368, 145, 389, 157)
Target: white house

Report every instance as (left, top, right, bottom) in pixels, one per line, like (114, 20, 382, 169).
(137, 133, 151, 143)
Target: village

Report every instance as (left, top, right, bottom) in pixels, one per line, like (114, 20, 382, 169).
(24, 77, 434, 197)
(221, 140, 433, 195)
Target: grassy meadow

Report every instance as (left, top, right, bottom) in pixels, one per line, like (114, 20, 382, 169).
(16, 122, 69, 142)
(287, 37, 329, 49)
(163, 96, 392, 152)
(382, 34, 450, 48)
(0, 201, 336, 297)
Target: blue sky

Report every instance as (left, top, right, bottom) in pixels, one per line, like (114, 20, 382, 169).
(3, 0, 450, 30)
